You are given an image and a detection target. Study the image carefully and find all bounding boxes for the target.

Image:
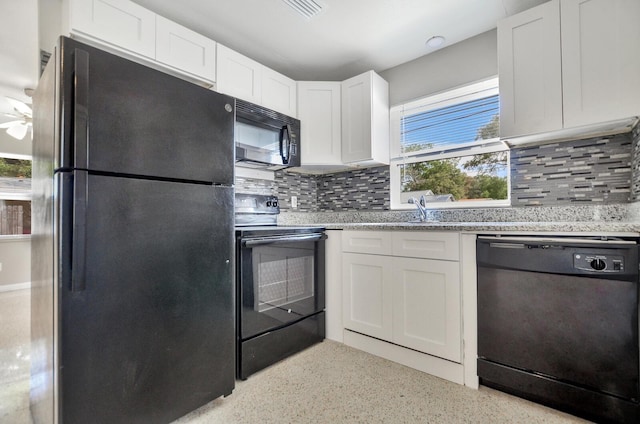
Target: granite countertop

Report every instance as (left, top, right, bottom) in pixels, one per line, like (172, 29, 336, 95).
(278, 204, 640, 235)
(319, 221, 640, 234)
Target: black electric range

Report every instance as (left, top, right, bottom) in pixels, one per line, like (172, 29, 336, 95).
(234, 193, 326, 379)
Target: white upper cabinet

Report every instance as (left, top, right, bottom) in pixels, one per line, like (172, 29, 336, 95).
(67, 0, 156, 58)
(216, 44, 297, 117)
(297, 81, 342, 166)
(65, 0, 217, 85)
(499, 0, 640, 139)
(560, 0, 640, 128)
(262, 68, 297, 117)
(498, 0, 562, 137)
(216, 44, 262, 104)
(341, 71, 390, 165)
(155, 16, 216, 82)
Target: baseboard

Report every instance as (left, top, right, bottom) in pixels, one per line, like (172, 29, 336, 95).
(0, 282, 31, 292)
(343, 329, 465, 385)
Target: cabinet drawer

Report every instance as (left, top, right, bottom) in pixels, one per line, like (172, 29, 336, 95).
(392, 232, 459, 261)
(342, 231, 392, 255)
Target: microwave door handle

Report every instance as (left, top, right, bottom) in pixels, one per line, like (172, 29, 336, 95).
(280, 125, 290, 164)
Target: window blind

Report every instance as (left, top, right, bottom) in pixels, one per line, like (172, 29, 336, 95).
(400, 94, 499, 153)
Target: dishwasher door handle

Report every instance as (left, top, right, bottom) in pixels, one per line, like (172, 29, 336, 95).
(478, 236, 636, 246)
(488, 242, 527, 249)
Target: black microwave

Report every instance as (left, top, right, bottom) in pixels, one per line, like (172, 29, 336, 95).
(234, 99, 300, 169)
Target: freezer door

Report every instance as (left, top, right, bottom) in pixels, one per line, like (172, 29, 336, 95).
(59, 37, 234, 184)
(58, 172, 234, 424)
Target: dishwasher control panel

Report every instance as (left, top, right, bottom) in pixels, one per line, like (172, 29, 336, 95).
(574, 254, 624, 273)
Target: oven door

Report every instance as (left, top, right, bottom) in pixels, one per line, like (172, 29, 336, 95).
(238, 232, 326, 340)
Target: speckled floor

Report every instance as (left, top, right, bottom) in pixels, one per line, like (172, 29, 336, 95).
(0, 288, 31, 424)
(1, 289, 590, 424)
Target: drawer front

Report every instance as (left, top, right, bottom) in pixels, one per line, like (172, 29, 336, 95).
(392, 231, 459, 261)
(342, 231, 392, 255)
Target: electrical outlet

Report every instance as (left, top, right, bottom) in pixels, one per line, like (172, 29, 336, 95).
(291, 196, 298, 209)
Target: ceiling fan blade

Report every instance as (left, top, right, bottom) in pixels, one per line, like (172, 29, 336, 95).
(5, 97, 32, 117)
(0, 120, 23, 128)
(6, 123, 28, 140)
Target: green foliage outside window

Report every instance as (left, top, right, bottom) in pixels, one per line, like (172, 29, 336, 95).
(401, 114, 508, 201)
(0, 158, 31, 178)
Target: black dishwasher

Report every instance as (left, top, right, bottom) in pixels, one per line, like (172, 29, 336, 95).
(477, 236, 639, 424)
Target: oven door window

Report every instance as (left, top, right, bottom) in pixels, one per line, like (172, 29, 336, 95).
(240, 239, 322, 339)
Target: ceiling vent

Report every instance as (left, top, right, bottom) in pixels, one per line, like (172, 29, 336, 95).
(282, 0, 325, 19)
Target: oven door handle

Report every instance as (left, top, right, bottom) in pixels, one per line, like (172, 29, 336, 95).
(242, 233, 326, 247)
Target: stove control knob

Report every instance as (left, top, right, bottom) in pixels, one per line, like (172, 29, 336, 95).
(266, 201, 272, 207)
(590, 258, 606, 271)
(273, 201, 278, 207)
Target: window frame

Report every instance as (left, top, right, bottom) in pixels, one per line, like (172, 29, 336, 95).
(389, 77, 511, 210)
(0, 152, 32, 236)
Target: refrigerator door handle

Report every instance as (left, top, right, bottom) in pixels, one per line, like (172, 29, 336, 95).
(74, 48, 89, 169)
(71, 170, 88, 291)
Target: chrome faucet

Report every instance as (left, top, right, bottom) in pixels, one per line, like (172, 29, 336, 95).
(409, 195, 428, 222)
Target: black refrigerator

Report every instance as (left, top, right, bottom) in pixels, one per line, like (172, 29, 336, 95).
(30, 37, 235, 424)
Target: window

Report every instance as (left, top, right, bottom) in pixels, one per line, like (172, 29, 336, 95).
(0, 155, 31, 235)
(390, 77, 509, 209)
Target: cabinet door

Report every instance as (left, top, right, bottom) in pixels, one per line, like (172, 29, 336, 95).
(155, 16, 216, 82)
(498, 0, 562, 137)
(561, 0, 640, 128)
(392, 257, 461, 362)
(342, 253, 393, 341)
(341, 72, 373, 163)
(298, 81, 342, 166)
(68, 0, 156, 58)
(216, 44, 262, 104)
(262, 68, 297, 117)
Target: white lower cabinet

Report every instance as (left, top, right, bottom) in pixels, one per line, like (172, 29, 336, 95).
(342, 253, 394, 341)
(341, 231, 462, 366)
(391, 257, 460, 362)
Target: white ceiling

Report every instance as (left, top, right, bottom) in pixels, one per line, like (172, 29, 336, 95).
(0, 0, 39, 128)
(133, 0, 547, 81)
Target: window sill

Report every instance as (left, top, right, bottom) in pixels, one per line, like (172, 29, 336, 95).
(392, 200, 512, 211)
(0, 234, 31, 242)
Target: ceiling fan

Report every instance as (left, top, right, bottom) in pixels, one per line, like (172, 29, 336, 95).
(0, 96, 32, 140)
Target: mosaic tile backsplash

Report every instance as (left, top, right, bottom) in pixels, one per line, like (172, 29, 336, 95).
(316, 167, 390, 211)
(235, 127, 639, 211)
(631, 123, 640, 201)
(511, 132, 633, 206)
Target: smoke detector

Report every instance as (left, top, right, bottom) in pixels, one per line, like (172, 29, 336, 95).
(282, 0, 325, 19)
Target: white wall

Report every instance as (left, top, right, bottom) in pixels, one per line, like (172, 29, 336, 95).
(0, 237, 31, 290)
(0, 130, 32, 158)
(380, 29, 498, 106)
(38, 0, 63, 55)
